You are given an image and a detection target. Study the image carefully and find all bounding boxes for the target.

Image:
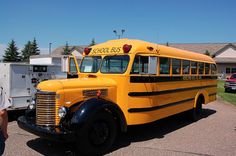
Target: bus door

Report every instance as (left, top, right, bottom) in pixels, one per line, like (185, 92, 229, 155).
(61, 55, 80, 78)
(128, 55, 158, 114)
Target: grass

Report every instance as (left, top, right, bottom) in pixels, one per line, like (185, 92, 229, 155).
(217, 80, 236, 106)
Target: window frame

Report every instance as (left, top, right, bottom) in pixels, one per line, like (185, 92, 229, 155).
(130, 55, 158, 75)
(172, 58, 181, 75)
(69, 57, 78, 73)
(80, 56, 102, 73)
(159, 57, 171, 75)
(182, 60, 191, 75)
(199, 62, 204, 75)
(100, 55, 130, 74)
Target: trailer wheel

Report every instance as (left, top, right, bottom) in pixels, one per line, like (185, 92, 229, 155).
(76, 111, 117, 155)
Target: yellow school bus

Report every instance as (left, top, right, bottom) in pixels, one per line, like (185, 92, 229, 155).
(18, 39, 217, 155)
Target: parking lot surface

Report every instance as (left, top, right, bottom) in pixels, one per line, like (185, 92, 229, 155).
(3, 100, 236, 156)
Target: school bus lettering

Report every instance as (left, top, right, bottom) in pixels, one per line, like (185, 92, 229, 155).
(92, 47, 121, 54)
(18, 39, 217, 155)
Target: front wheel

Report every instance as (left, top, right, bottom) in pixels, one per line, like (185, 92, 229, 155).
(76, 111, 117, 156)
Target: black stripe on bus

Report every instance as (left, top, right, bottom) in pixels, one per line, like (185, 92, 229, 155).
(130, 76, 217, 83)
(128, 98, 195, 113)
(128, 85, 217, 97)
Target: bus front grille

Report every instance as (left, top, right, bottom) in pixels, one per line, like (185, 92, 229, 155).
(36, 92, 56, 126)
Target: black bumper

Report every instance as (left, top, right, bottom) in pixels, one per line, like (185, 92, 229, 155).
(17, 116, 75, 142)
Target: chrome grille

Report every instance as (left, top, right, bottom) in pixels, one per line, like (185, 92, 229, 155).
(229, 82, 236, 86)
(36, 92, 56, 126)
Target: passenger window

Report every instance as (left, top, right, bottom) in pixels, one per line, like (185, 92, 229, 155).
(131, 56, 157, 74)
(183, 60, 190, 74)
(191, 61, 198, 75)
(172, 59, 181, 75)
(131, 56, 148, 74)
(160, 57, 170, 74)
(205, 63, 210, 75)
(199, 62, 204, 74)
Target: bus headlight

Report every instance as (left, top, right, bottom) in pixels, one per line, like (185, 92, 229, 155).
(58, 106, 67, 118)
(28, 99, 36, 110)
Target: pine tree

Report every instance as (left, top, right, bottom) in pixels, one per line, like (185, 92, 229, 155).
(89, 38, 96, 46)
(63, 42, 70, 55)
(21, 41, 32, 62)
(31, 38, 40, 55)
(3, 40, 20, 62)
(204, 50, 210, 56)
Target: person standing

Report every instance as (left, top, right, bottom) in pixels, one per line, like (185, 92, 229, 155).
(0, 87, 10, 155)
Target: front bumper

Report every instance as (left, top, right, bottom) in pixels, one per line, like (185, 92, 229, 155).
(17, 116, 75, 142)
(224, 85, 236, 91)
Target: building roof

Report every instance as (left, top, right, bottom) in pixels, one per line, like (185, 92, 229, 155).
(52, 45, 87, 56)
(214, 43, 236, 56)
(166, 43, 236, 56)
(30, 45, 86, 59)
(214, 57, 236, 63)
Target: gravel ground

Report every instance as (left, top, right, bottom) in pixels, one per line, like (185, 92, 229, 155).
(3, 99, 236, 156)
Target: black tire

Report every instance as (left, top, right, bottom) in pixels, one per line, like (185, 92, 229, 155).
(225, 88, 229, 93)
(189, 97, 203, 121)
(75, 111, 117, 156)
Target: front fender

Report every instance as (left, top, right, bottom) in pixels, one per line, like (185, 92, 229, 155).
(70, 98, 127, 132)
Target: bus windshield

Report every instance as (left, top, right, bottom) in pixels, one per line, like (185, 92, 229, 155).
(101, 55, 130, 74)
(80, 56, 102, 73)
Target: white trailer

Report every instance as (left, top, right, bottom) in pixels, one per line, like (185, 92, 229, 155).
(0, 63, 66, 110)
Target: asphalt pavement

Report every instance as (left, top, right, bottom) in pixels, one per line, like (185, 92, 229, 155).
(3, 99, 236, 156)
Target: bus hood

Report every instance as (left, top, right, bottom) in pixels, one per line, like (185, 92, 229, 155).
(59, 77, 117, 89)
(37, 77, 117, 92)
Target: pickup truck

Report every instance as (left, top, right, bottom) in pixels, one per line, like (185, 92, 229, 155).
(224, 73, 236, 92)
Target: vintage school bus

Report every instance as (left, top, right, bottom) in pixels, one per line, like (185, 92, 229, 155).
(18, 39, 217, 155)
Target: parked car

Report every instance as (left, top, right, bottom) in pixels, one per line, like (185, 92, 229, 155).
(224, 73, 236, 92)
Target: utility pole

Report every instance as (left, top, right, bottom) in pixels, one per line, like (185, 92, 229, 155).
(49, 42, 52, 54)
(113, 29, 125, 39)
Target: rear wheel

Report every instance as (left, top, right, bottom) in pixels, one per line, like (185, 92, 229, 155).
(76, 111, 117, 156)
(189, 97, 203, 121)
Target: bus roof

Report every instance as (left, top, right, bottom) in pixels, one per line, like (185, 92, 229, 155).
(88, 39, 215, 64)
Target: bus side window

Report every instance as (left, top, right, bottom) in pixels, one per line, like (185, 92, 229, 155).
(211, 64, 217, 75)
(160, 57, 170, 75)
(172, 58, 181, 75)
(131, 56, 148, 74)
(131, 56, 157, 74)
(205, 63, 210, 75)
(183, 60, 190, 74)
(191, 61, 198, 75)
(199, 62, 204, 74)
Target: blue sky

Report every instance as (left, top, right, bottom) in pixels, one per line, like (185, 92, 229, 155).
(0, 0, 235, 55)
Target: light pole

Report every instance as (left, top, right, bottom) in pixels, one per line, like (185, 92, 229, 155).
(49, 42, 52, 54)
(113, 29, 125, 39)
